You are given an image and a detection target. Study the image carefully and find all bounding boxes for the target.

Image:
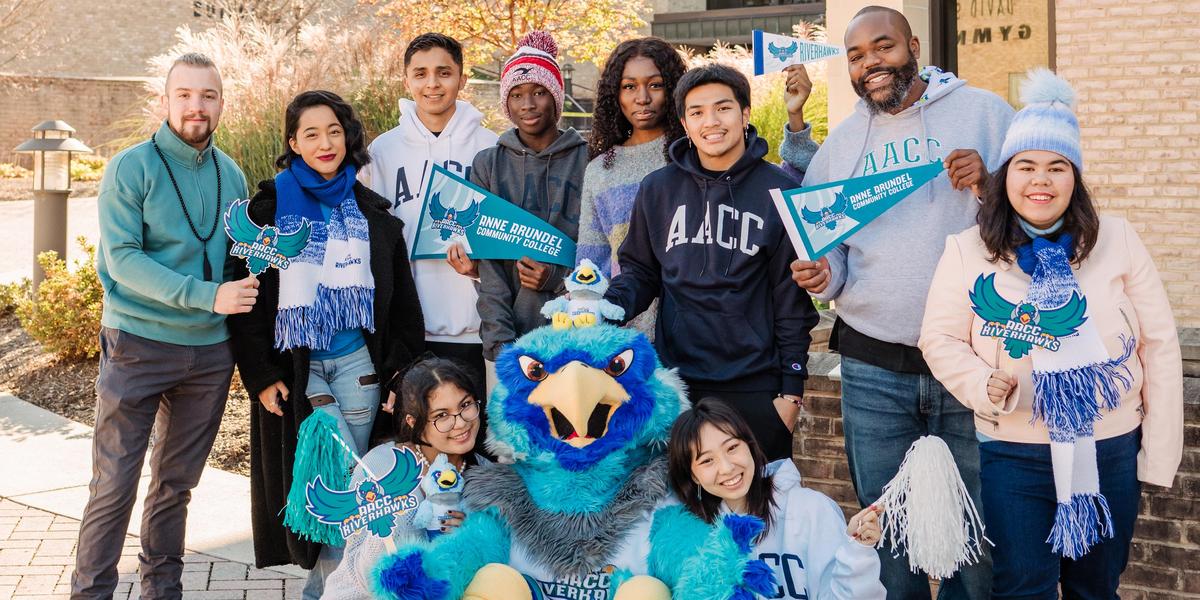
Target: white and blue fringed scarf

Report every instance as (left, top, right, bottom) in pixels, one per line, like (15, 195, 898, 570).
(1015, 220, 1134, 559)
(274, 161, 374, 351)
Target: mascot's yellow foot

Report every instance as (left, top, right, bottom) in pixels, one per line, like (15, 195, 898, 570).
(462, 563, 533, 600)
(572, 312, 598, 328)
(552, 312, 572, 330)
(613, 575, 671, 600)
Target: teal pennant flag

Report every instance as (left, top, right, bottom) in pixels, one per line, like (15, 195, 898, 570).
(770, 160, 946, 260)
(409, 165, 576, 267)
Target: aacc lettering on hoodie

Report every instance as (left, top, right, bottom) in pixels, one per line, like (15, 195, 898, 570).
(760, 552, 810, 599)
(393, 159, 472, 206)
(860, 136, 943, 176)
(664, 201, 764, 257)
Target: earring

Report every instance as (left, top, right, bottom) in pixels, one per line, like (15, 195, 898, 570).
(744, 128, 749, 141)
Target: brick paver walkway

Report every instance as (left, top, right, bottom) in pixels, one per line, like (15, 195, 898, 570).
(0, 498, 303, 599)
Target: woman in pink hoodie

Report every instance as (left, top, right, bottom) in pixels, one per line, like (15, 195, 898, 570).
(918, 69, 1182, 599)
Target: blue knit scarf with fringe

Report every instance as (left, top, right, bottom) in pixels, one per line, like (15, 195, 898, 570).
(274, 161, 375, 351)
(1016, 222, 1134, 559)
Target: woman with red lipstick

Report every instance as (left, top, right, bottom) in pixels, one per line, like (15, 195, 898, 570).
(919, 70, 1182, 598)
(226, 90, 424, 597)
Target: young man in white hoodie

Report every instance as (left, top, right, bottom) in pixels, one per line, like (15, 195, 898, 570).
(361, 33, 498, 388)
(784, 7, 1013, 599)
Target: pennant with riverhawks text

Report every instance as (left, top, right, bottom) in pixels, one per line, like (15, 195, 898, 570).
(410, 164, 576, 267)
(753, 30, 843, 76)
(770, 160, 946, 260)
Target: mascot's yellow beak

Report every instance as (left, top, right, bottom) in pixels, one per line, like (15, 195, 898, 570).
(438, 471, 458, 489)
(528, 361, 629, 448)
(575, 267, 597, 284)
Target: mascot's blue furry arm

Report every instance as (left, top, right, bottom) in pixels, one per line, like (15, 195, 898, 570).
(372, 315, 773, 600)
(647, 506, 777, 600)
(370, 507, 510, 600)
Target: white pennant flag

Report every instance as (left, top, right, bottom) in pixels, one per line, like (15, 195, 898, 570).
(752, 30, 842, 76)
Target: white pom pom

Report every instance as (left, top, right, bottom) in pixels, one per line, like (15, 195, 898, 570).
(875, 436, 989, 579)
(1019, 67, 1076, 108)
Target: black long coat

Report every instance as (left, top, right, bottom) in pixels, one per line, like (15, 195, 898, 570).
(226, 180, 424, 569)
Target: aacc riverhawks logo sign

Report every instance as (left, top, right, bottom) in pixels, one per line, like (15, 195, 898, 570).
(969, 274, 1087, 359)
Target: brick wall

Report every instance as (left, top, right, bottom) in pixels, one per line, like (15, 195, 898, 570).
(1054, 0, 1200, 329)
(795, 349, 1200, 598)
(0, 75, 149, 165)
(2, 0, 198, 79)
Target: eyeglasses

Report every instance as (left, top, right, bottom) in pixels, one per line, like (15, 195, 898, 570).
(431, 399, 480, 433)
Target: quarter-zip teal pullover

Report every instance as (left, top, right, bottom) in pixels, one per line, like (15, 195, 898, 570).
(96, 121, 248, 345)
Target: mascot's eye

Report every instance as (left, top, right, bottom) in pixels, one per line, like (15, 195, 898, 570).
(604, 349, 634, 377)
(518, 356, 547, 381)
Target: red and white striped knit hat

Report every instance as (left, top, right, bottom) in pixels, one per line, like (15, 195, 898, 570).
(500, 31, 565, 121)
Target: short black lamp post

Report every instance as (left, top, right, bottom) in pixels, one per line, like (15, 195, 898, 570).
(14, 120, 92, 287)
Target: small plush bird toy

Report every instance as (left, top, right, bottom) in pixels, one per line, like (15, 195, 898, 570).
(541, 259, 626, 329)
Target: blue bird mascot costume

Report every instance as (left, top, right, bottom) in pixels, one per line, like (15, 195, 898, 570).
(371, 264, 776, 600)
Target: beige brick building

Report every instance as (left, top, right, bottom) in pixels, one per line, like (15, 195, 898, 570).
(1054, 0, 1200, 329)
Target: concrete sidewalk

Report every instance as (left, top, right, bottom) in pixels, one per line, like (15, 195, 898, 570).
(0, 393, 306, 592)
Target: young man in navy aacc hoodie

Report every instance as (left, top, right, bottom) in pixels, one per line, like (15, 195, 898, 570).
(604, 63, 819, 461)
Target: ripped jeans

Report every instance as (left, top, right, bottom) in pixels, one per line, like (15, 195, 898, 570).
(305, 344, 379, 462)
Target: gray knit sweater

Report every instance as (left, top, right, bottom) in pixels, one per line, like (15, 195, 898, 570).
(577, 138, 670, 337)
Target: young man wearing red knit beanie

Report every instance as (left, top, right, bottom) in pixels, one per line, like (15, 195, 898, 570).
(472, 30, 589, 392)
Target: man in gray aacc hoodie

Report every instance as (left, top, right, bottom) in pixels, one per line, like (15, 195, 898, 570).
(785, 6, 1013, 599)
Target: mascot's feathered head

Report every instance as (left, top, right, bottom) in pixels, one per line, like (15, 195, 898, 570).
(487, 324, 687, 472)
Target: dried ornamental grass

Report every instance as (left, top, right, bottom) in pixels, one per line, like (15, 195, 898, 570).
(123, 12, 411, 187)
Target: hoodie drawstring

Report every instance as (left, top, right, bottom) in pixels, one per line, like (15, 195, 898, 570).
(918, 105, 936, 203)
(699, 178, 709, 278)
(849, 115, 874, 181)
(724, 180, 737, 276)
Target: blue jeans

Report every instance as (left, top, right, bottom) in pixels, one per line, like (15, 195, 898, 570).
(839, 356, 992, 600)
(981, 429, 1141, 600)
(301, 345, 378, 599)
(305, 345, 379, 457)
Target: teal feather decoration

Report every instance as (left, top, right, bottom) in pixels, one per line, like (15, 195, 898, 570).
(283, 409, 351, 546)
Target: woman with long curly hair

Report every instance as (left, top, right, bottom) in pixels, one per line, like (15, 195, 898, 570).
(576, 37, 686, 335)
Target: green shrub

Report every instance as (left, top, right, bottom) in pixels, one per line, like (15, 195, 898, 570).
(0, 278, 31, 316)
(0, 163, 31, 179)
(70, 155, 108, 182)
(16, 237, 103, 360)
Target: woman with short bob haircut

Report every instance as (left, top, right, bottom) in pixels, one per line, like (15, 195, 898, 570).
(919, 69, 1183, 598)
(227, 90, 424, 595)
(667, 398, 885, 599)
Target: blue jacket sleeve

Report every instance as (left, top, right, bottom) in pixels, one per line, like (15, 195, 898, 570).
(780, 123, 820, 180)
